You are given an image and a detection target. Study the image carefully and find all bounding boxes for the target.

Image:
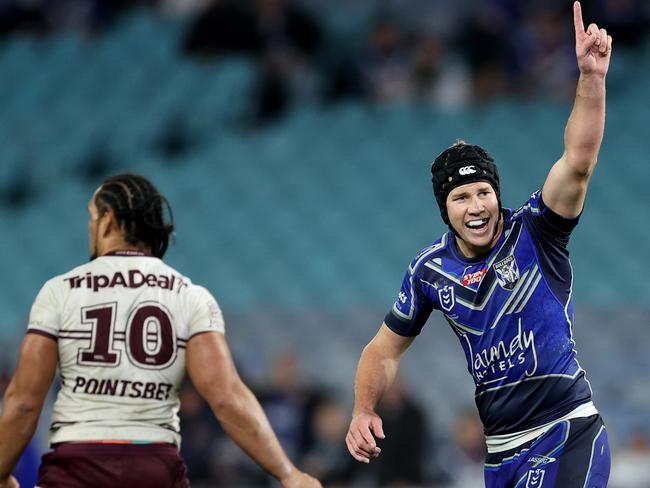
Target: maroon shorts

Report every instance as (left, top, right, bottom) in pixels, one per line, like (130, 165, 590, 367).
(37, 443, 190, 488)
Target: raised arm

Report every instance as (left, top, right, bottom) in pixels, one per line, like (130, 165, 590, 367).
(0, 334, 58, 488)
(346, 323, 415, 463)
(542, 1, 612, 218)
(186, 332, 321, 488)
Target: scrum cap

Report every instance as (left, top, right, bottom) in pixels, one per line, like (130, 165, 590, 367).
(430, 142, 501, 228)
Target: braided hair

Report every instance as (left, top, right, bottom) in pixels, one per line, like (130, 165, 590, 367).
(94, 173, 175, 258)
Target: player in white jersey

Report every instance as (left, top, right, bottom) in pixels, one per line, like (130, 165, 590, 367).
(0, 173, 321, 488)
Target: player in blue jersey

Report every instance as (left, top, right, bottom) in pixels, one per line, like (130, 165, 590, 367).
(346, 3, 612, 487)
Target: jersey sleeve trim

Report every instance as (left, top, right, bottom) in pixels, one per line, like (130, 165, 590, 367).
(384, 312, 422, 337)
(26, 328, 58, 342)
(188, 329, 225, 341)
(538, 193, 581, 233)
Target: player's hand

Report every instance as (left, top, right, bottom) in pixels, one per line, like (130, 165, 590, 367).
(0, 475, 19, 488)
(345, 410, 385, 463)
(279, 469, 322, 488)
(573, 1, 612, 78)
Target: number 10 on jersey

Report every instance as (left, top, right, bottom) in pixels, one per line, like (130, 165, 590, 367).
(78, 301, 177, 369)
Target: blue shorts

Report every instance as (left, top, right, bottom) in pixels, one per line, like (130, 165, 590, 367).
(484, 414, 610, 488)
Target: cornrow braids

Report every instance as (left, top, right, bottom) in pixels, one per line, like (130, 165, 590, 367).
(95, 173, 175, 258)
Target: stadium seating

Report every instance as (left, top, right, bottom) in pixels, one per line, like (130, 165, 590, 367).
(0, 8, 648, 442)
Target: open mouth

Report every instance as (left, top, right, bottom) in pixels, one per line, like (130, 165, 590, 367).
(465, 218, 489, 231)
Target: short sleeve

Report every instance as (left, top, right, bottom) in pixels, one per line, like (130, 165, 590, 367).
(384, 265, 434, 337)
(187, 285, 225, 338)
(524, 190, 580, 248)
(27, 279, 61, 340)
(518, 190, 578, 304)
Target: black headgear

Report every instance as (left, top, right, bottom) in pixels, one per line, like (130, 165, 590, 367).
(430, 142, 501, 232)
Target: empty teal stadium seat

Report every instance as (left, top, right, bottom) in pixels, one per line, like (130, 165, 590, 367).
(0, 10, 647, 316)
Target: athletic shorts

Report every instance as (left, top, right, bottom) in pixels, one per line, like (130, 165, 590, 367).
(37, 442, 190, 488)
(484, 414, 610, 488)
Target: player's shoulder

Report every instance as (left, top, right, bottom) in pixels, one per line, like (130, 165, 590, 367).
(406, 233, 452, 276)
(42, 261, 93, 291)
(510, 189, 544, 221)
(31, 261, 93, 306)
(184, 282, 218, 304)
(146, 258, 189, 281)
(509, 188, 580, 236)
(155, 261, 217, 300)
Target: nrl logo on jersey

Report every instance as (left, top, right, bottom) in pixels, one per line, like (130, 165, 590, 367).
(525, 468, 545, 487)
(438, 285, 455, 312)
(494, 255, 519, 290)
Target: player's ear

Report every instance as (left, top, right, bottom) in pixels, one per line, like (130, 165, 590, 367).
(99, 208, 118, 238)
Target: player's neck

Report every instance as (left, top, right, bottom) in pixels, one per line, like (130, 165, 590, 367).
(99, 237, 150, 257)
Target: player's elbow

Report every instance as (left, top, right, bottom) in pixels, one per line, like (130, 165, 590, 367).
(204, 379, 247, 417)
(569, 162, 595, 181)
(363, 337, 403, 363)
(564, 149, 598, 178)
(17, 399, 40, 414)
(210, 394, 242, 416)
(3, 389, 43, 421)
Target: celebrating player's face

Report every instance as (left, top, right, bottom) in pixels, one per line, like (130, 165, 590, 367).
(446, 182, 502, 258)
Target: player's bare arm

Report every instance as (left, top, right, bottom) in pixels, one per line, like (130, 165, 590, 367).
(346, 323, 414, 463)
(543, 1, 612, 218)
(186, 331, 321, 487)
(0, 334, 58, 487)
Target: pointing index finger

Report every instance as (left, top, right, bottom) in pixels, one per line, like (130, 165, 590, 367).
(573, 1, 585, 36)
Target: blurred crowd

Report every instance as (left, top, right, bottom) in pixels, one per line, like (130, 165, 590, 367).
(145, 350, 485, 487)
(1, 0, 649, 124)
(175, 350, 650, 486)
(3, 350, 650, 487)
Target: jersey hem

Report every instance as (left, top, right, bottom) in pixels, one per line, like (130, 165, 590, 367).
(49, 427, 181, 448)
(485, 401, 598, 453)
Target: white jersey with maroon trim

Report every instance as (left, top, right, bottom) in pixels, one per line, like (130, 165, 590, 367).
(27, 252, 225, 447)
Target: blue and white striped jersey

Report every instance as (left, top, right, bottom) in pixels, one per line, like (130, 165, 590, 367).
(385, 190, 593, 436)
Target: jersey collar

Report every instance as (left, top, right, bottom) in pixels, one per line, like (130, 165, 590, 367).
(104, 250, 152, 257)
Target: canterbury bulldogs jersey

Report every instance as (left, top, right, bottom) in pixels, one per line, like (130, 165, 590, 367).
(27, 251, 225, 446)
(385, 190, 593, 436)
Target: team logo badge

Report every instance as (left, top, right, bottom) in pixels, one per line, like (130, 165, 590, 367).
(525, 468, 545, 487)
(438, 285, 455, 312)
(494, 255, 520, 290)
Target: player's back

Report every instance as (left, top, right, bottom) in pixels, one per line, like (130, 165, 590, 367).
(28, 251, 224, 446)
